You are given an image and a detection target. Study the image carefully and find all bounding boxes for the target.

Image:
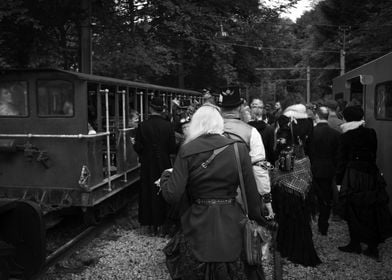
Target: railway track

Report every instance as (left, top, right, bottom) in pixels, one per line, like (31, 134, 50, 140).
(32, 219, 115, 280)
(33, 194, 139, 280)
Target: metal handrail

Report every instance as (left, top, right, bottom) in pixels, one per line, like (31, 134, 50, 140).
(0, 132, 109, 138)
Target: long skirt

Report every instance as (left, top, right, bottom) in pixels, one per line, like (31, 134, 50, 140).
(339, 166, 392, 245)
(164, 232, 264, 280)
(271, 157, 321, 267)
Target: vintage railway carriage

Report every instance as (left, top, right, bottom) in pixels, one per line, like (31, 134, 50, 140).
(332, 52, 392, 211)
(0, 69, 201, 278)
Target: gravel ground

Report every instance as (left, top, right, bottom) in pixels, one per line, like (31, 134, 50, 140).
(42, 215, 392, 280)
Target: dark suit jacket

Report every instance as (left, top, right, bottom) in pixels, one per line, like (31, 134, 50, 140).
(309, 122, 340, 179)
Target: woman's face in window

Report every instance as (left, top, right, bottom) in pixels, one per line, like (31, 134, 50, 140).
(0, 89, 13, 103)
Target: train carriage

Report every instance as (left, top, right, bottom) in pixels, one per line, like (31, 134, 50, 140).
(0, 69, 201, 278)
(332, 52, 392, 211)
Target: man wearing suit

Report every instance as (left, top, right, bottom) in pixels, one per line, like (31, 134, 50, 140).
(309, 106, 340, 235)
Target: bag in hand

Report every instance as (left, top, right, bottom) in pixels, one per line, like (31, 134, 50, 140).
(243, 219, 272, 265)
(278, 146, 295, 172)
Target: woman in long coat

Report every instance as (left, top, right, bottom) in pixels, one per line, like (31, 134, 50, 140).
(336, 105, 392, 260)
(134, 97, 176, 233)
(160, 104, 267, 280)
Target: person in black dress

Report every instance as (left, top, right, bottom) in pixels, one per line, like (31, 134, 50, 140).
(336, 105, 392, 260)
(271, 93, 321, 267)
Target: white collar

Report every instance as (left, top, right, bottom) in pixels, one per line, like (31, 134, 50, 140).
(340, 120, 365, 133)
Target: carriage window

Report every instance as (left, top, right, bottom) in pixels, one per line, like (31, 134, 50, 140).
(0, 81, 28, 117)
(349, 77, 363, 106)
(375, 82, 392, 120)
(37, 80, 74, 117)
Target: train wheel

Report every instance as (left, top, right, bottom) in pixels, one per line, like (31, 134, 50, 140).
(0, 200, 46, 279)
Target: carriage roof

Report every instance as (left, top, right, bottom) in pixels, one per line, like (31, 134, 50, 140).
(0, 68, 201, 96)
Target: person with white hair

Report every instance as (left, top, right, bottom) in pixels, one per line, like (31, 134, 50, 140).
(159, 104, 267, 280)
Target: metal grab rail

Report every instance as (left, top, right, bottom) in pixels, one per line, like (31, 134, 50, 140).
(0, 132, 109, 139)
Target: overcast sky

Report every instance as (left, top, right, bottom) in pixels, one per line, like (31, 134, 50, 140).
(264, 0, 314, 22)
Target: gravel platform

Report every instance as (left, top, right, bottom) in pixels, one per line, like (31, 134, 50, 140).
(42, 215, 392, 280)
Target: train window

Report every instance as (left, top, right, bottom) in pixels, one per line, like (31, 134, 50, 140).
(37, 80, 74, 117)
(0, 81, 28, 117)
(349, 77, 363, 106)
(375, 82, 392, 120)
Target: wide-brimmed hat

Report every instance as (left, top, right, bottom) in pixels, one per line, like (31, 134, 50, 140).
(220, 88, 242, 108)
(150, 96, 164, 112)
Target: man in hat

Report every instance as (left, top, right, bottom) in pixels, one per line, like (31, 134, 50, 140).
(220, 88, 274, 219)
(134, 96, 177, 235)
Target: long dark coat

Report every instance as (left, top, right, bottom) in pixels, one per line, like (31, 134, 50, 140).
(161, 134, 266, 262)
(134, 114, 176, 226)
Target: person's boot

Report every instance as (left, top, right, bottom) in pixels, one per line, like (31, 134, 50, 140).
(338, 242, 361, 254)
(363, 246, 380, 261)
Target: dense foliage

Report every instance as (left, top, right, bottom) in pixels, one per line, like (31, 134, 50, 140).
(295, 0, 392, 99)
(1, 0, 392, 100)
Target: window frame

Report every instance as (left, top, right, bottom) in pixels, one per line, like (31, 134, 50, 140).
(0, 80, 29, 118)
(375, 81, 392, 121)
(36, 79, 75, 118)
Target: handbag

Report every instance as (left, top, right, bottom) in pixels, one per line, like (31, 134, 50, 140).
(234, 143, 272, 266)
(278, 120, 295, 172)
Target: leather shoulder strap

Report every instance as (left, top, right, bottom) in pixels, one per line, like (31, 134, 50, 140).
(234, 142, 248, 215)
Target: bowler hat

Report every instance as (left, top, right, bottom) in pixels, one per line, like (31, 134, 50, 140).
(343, 105, 364, 122)
(150, 96, 164, 112)
(220, 88, 242, 108)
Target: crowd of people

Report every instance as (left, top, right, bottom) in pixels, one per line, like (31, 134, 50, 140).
(131, 88, 392, 280)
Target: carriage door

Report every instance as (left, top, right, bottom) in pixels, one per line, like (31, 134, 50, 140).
(348, 76, 364, 108)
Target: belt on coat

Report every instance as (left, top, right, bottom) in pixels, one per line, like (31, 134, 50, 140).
(194, 198, 236, 205)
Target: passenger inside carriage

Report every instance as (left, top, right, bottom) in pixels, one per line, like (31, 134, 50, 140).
(0, 87, 20, 116)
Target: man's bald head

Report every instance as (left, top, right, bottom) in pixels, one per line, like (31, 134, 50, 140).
(316, 106, 329, 120)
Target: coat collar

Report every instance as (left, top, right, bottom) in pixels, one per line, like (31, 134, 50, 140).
(341, 120, 365, 133)
(180, 134, 236, 157)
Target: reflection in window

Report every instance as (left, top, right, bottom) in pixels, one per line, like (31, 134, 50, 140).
(375, 82, 392, 120)
(37, 80, 74, 116)
(349, 77, 363, 107)
(0, 81, 28, 116)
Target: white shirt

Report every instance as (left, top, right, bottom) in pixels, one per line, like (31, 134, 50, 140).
(249, 127, 271, 195)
